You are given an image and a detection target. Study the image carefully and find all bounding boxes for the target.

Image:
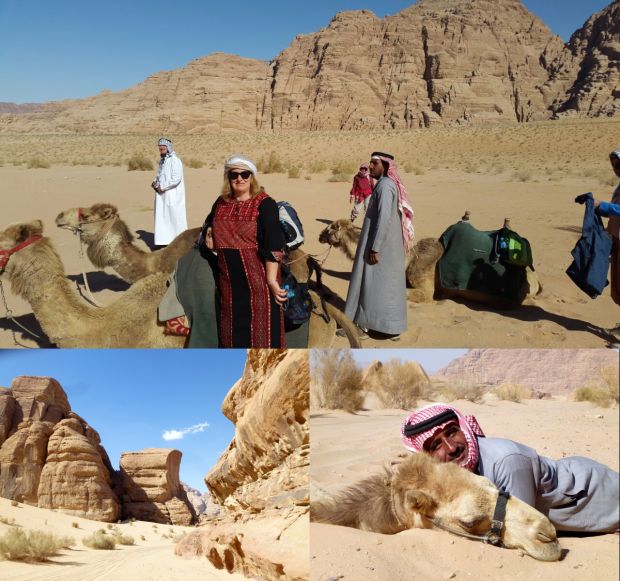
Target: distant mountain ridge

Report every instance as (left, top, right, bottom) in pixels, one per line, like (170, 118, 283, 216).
(0, 0, 617, 134)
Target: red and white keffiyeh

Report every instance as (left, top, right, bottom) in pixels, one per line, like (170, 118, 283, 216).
(400, 404, 485, 472)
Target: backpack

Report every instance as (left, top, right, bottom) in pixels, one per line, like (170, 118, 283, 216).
(494, 227, 534, 270)
(280, 267, 311, 326)
(277, 201, 304, 250)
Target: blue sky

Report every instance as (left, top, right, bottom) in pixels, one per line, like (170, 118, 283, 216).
(0, 349, 247, 491)
(0, 0, 611, 103)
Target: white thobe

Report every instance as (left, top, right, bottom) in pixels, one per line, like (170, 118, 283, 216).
(154, 153, 188, 245)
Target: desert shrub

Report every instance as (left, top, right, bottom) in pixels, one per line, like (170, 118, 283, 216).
(186, 158, 204, 169)
(10, 500, 18, 507)
(310, 350, 363, 412)
(434, 377, 486, 404)
(327, 172, 350, 182)
(307, 160, 327, 174)
(304, 175, 312, 180)
(82, 530, 116, 550)
(106, 523, 114, 530)
(26, 156, 50, 169)
(257, 151, 284, 174)
(113, 532, 135, 546)
(127, 152, 154, 171)
(287, 165, 301, 179)
(511, 169, 531, 182)
(493, 383, 531, 403)
(367, 359, 432, 409)
(573, 365, 619, 407)
(171, 531, 187, 543)
(140, 535, 146, 541)
(0, 528, 73, 561)
(403, 162, 426, 175)
(71, 522, 79, 529)
(0, 516, 16, 526)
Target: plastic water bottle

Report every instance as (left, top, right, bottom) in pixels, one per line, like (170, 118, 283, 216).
(283, 284, 295, 299)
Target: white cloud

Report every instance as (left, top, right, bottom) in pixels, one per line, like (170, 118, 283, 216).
(162, 421, 210, 441)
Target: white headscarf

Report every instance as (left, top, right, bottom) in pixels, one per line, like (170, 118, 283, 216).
(224, 155, 258, 176)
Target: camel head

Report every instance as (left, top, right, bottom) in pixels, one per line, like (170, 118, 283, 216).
(0, 220, 44, 271)
(55, 203, 119, 231)
(391, 454, 561, 561)
(318, 219, 361, 261)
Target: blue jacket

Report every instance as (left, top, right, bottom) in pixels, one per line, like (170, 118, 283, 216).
(566, 193, 612, 298)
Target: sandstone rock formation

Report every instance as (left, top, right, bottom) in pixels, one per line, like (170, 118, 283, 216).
(117, 448, 196, 526)
(0, 1, 616, 134)
(176, 350, 309, 581)
(435, 349, 619, 394)
(0, 376, 120, 521)
(183, 483, 220, 518)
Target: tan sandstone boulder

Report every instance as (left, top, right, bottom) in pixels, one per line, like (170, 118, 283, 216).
(118, 448, 196, 525)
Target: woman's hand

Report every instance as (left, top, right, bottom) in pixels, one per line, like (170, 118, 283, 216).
(204, 227, 214, 250)
(267, 278, 288, 305)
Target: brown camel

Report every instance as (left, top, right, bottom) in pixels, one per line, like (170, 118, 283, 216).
(311, 453, 561, 562)
(319, 218, 541, 307)
(0, 220, 184, 348)
(0, 221, 359, 348)
(55, 203, 200, 283)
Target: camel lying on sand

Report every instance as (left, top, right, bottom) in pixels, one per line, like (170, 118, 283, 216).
(311, 453, 561, 562)
(55, 203, 200, 283)
(0, 220, 184, 348)
(0, 220, 359, 348)
(319, 218, 541, 307)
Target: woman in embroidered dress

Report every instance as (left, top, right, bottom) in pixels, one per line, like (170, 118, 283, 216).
(202, 155, 287, 348)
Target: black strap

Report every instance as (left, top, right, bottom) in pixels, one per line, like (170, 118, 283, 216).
(403, 409, 458, 437)
(486, 490, 510, 546)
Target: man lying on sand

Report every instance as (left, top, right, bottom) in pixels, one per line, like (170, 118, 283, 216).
(400, 404, 619, 533)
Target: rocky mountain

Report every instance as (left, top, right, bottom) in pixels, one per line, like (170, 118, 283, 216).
(183, 483, 219, 517)
(176, 350, 309, 581)
(0, 376, 194, 524)
(435, 349, 619, 394)
(0, 0, 616, 134)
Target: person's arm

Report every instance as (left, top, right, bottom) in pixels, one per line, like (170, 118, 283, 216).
(492, 453, 538, 507)
(159, 157, 183, 192)
(596, 200, 620, 217)
(369, 180, 397, 262)
(258, 197, 287, 304)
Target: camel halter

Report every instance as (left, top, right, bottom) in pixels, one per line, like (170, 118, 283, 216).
(0, 235, 43, 344)
(59, 208, 119, 308)
(429, 490, 510, 548)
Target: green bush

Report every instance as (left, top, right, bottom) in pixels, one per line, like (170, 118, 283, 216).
(127, 152, 154, 171)
(82, 530, 116, 550)
(0, 528, 73, 561)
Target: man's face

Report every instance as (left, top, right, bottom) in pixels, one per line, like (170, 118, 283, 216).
(368, 158, 383, 179)
(423, 423, 468, 464)
(158, 145, 168, 156)
(610, 155, 620, 178)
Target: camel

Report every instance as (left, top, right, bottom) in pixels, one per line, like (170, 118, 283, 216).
(0, 220, 184, 348)
(310, 453, 562, 562)
(319, 218, 541, 307)
(55, 203, 200, 283)
(0, 221, 359, 349)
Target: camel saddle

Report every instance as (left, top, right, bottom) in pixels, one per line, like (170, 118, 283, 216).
(438, 221, 529, 301)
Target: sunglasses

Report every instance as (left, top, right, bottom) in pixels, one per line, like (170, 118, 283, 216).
(228, 170, 252, 180)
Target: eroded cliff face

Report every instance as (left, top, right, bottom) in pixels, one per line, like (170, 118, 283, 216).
(0, 376, 120, 521)
(176, 350, 309, 581)
(0, 0, 616, 134)
(435, 349, 619, 394)
(0, 376, 194, 525)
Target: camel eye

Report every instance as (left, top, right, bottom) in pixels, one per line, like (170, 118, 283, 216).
(459, 516, 484, 529)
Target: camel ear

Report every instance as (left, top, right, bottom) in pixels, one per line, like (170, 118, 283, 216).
(404, 490, 436, 515)
(14, 220, 43, 242)
(93, 203, 118, 220)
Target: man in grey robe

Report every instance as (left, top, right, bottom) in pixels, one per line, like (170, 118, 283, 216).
(344, 151, 412, 339)
(401, 404, 619, 533)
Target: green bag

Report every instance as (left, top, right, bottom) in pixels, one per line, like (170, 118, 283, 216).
(495, 227, 534, 270)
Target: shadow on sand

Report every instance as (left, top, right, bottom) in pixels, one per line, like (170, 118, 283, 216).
(0, 313, 55, 348)
(67, 272, 130, 293)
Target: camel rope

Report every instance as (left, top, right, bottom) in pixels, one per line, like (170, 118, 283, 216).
(0, 277, 41, 346)
(284, 245, 332, 267)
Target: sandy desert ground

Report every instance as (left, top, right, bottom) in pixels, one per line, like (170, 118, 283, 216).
(0, 120, 619, 348)
(0, 498, 245, 580)
(310, 397, 619, 581)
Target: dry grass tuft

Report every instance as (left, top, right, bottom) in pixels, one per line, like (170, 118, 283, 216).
(186, 158, 204, 169)
(26, 156, 50, 169)
(573, 365, 619, 408)
(0, 528, 74, 561)
(82, 529, 116, 550)
(257, 151, 284, 174)
(433, 376, 486, 403)
(493, 383, 532, 403)
(310, 350, 363, 412)
(127, 152, 154, 171)
(366, 359, 432, 409)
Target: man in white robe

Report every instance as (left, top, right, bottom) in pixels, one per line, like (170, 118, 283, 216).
(344, 151, 414, 340)
(151, 137, 188, 246)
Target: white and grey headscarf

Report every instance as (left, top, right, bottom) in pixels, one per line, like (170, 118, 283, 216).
(224, 154, 258, 177)
(158, 137, 174, 157)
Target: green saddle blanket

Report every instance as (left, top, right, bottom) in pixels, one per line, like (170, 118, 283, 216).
(438, 221, 527, 301)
